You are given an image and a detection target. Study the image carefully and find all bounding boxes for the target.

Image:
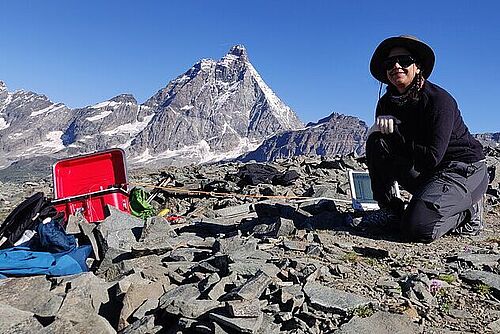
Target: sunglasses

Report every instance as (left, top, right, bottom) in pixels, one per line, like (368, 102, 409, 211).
(383, 55, 416, 70)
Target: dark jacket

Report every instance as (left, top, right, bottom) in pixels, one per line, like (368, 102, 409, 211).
(376, 80, 484, 173)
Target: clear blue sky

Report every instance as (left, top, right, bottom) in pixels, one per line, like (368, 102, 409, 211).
(0, 1, 498, 133)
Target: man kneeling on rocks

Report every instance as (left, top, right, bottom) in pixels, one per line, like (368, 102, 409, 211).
(364, 35, 488, 242)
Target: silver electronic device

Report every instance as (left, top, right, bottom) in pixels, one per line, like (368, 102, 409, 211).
(348, 170, 400, 212)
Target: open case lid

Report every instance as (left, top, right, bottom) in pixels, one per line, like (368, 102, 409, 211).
(53, 148, 128, 199)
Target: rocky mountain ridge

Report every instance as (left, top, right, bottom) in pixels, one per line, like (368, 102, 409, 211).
(0, 45, 305, 170)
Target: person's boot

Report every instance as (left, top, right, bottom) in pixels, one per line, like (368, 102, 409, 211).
(454, 196, 485, 236)
(352, 197, 405, 231)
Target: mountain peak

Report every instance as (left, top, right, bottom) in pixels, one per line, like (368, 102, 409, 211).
(110, 94, 137, 104)
(227, 45, 248, 59)
(0, 81, 7, 92)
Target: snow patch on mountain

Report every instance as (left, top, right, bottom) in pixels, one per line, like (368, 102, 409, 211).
(0, 117, 9, 130)
(86, 110, 113, 121)
(102, 114, 154, 136)
(30, 103, 66, 117)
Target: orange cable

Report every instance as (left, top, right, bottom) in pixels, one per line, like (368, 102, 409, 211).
(127, 182, 352, 203)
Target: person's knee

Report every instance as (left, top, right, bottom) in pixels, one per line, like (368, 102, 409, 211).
(401, 200, 441, 243)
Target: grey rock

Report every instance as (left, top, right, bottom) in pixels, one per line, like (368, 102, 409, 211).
(56, 280, 116, 334)
(158, 283, 201, 308)
(51, 272, 111, 312)
(0, 276, 63, 317)
(283, 240, 308, 252)
(229, 260, 279, 277)
(0, 303, 44, 333)
(280, 284, 305, 312)
(460, 270, 500, 295)
(66, 212, 88, 234)
(94, 247, 130, 281)
(111, 272, 147, 297)
(120, 315, 161, 334)
(35, 317, 81, 334)
(335, 311, 419, 334)
(214, 235, 258, 255)
(456, 253, 500, 269)
(188, 218, 240, 236)
(210, 311, 264, 334)
(165, 299, 222, 318)
(256, 313, 281, 334)
(236, 271, 272, 300)
(168, 247, 199, 262)
(448, 308, 474, 319)
(252, 217, 295, 238)
(122, 254, 166, 273)
(185, 235, 217, 249)
(227, 299, 262, 318)
(162, 261, 198, 276)
(214, 203, 253, 218)
(376, 277, 400, 291)
(208, 273, 238, 301)
(411, 281, 437, 306)
(140, 216, 177, 243)
(199, 272, 221, 293)
(303, 281, 374, 313)
(118, 280, 167, 331)
(130, 298, 160, 322)
(98, 205, 144, 251)
(488, 318, 500, 332)
(310, 184, 340, 199)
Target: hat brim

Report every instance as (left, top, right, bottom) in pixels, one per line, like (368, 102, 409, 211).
(370, 36, 435, 84)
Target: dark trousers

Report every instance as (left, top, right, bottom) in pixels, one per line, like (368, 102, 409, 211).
(366, 132, 489, 242)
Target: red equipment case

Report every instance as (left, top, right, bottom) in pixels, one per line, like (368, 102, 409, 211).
(51, 148, 130, 222)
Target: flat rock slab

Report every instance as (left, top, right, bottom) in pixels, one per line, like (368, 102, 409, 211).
(165, 299, 222, 318)
(118, 280, 167, 331)
(210, 311, 264, 334)
(0, 276, 63, 317)
(335, 311, 419, 334)
(98, 205, 144, 251)
(252, 217, 295, 238)
(214, 203, 253, 218)
(280, 284, 305, 311)
(282, 240, 308, 252)
(456, 253, 500, 269)
(227, 299, 262, 318)
(303, 281, 374, 313)
(0, 303, 44, 333)
(460, 270, 500, 295)
(214, 235, 258, 255)
(57, 285, 116, 334)
(229, 260, 279, 278)
(158, 283, 201, 308)
(237, 270, 272, 300)
(140, 216, 178, 243)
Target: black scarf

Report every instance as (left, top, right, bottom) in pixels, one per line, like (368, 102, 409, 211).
(388, 73, 423, 107)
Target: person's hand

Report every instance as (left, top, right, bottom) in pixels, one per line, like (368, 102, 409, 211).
(376, 115, 401, 134)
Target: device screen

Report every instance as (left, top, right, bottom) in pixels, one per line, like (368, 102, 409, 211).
(352, 172, 376, 202)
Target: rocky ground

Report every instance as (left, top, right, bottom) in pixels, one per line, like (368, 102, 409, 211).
(0, 150, 499, 334)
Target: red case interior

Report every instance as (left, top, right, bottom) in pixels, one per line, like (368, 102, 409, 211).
(53, 149, 128, 199)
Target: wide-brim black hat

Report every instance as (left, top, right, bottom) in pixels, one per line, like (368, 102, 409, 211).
(370, 35, 435, 84)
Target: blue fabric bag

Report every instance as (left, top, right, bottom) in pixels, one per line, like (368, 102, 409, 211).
(0, 217, 91, 278)
(0, 245, 92, 277)
(35, 219, 76, 253)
